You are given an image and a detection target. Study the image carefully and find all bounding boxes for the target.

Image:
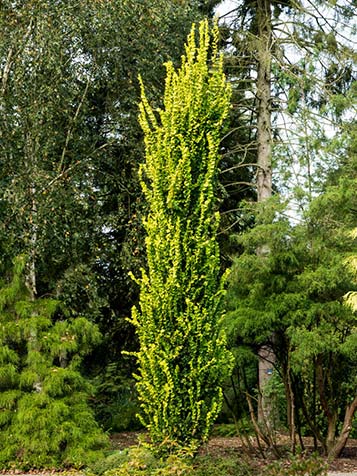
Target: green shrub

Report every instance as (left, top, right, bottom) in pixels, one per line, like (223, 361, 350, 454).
(131, 19, 233, 455)
(89, 449, 132, 476)
(0, 257, 108, 469)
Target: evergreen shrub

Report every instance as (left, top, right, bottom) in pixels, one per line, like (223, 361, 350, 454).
(89, 449, 130, 476)
(0, 256, 108, 469)
(130, 20, 233, 454)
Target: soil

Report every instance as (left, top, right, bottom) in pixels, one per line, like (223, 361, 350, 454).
(110, 431, 357, 473)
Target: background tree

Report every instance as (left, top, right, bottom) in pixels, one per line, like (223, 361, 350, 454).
(0, 0, 214, 430)
(217, 0, 356, 428)
(224, 108, 357, 455)
(131, 20, 233, 454)
(224, 198, 357, 457)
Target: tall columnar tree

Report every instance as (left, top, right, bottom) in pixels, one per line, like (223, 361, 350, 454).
(130, 20, 233, 454)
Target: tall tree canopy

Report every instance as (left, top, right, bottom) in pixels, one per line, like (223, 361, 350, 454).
(0, 0, 211, 338)
(218, 0, 357, 445)
(0, 0, 213, 432)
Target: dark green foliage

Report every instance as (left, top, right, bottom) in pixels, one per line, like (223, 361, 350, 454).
(225, 188, 357, 453)
(0, 257, 108, 469)
(92, 362, 142, 432)
(0, 0, 212, 385)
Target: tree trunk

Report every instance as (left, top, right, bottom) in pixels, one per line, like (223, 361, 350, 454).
(26, 185, 38, 300)
(329, 396, 357, 459)
(257, 345, 275, 424)
(316, 356, 338, 455)
(256, 0, 272, 204)
(24, 131, 38, 300)
(286, 350, 296, 453)
(256, 0, 274, 424)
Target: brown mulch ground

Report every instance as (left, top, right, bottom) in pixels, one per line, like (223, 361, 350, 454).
(110, 432, 357, 473)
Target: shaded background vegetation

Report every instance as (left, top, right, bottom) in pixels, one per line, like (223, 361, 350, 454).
(0, 0, 356, 467)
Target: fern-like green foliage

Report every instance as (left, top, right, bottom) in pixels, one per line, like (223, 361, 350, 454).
(0, 256, 108, 469)
(130, 20, 233, 454)
(225, 195, 357, 453)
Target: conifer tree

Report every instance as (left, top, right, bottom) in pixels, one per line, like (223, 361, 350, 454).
(218, 0, 356, 431)
(225, 191, 357, 456)
(0, 256, 108, 469)
(130, 20, 233, 454)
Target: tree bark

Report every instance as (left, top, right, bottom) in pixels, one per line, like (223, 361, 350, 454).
(26, 185, 38, 300)
(24, 131, 38, 300)
(256, 0, 274, 424)
(257, 344, 275, 424)
(316, 355, 338, 455)
(329, 396, 357, 459)
(286, 350, 296, 453)
(256, 0, 272, 203)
